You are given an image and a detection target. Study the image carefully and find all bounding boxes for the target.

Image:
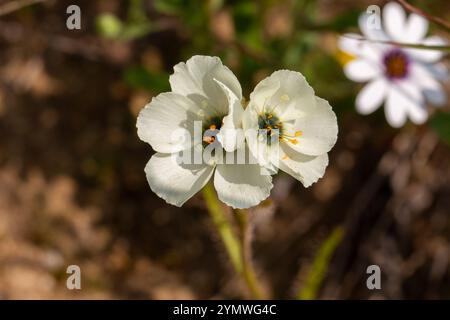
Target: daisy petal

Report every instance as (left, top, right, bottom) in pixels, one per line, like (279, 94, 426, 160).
(169, 55, 242, 115)
(338, 33, 365, 56)
(406, 36, 447, 63)
(214, 163, 273, 209)
(344, 59, 380, 82)
(425, 63, 449, 81)
(383, 2, 406, 42)
(145, 153, 214, 207)
(405, 14, 428, 42)
(286, 97, 338, 156)
(338, 34, 382, 63)
(411, 64, 446, 106)
(356, 79, 387, 115)
(137, 93, 200, 153)
(385, 82, 425, 127)
(279, 145, 329, 188)
(407, 102, 428, 124)
(385, 88, 407, 127)
(359, 11, 388, 41)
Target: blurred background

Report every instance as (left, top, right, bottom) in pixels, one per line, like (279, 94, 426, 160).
(0, 0, 450, 299)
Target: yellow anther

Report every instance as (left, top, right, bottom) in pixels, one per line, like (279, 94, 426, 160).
(287, 138, 298, 145)
(210, 124, 217, 130)
(295, 131, 303, 137)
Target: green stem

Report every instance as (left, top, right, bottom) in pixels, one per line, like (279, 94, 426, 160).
(297, 226, 344, 300)
(202, 183, 243, 275)
(235, 209, 266, 299)
(202, 184, 265, 299)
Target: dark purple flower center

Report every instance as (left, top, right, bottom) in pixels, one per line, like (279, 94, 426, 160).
(383, 49, 410, 79)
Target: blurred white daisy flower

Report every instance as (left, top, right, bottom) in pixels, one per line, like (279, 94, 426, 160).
(137, 55, 272, 209)
(242, 70, 338, 187)
(339, 1, 449, 127)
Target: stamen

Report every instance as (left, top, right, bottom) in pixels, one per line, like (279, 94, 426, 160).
(203, 136, 215, 144)
(295, 131, 303, 137)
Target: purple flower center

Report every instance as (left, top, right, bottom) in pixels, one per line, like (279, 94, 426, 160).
(383, 49, 410, 79)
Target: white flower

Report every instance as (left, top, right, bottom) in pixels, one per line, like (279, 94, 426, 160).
(242, 70, 338, 187)
(339, 1, 449, 127)
(137, 55, 272, 209)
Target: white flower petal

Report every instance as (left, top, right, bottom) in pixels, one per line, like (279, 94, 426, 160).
(250, 70, 316, 121)
(359, 11, 388, 41)
(344, 59, 380, 82)
(383, 2, 406, 42)
(411, 64, 446, 106)
(339, 34, 382, 63)
(214, 163, 273, 209)
(145, 153, 214, 207)
(407, 102, 428, 124)
(385, 88, 407, 127)
(338, 34, 363, 56)
(385, 82, 425, 127)
(423, 88, 447, 106)
(169, 55, 242, 115)
(248, 75, 280, 113)
(405, 14, 428, 42)
(279, 145, 329, 188)
(286, 97, 338, 156)
(356, 78, 387, 115)
(406, 36, 447, 63)
(425, 63, 449, 81)
(137, 93, 200, 153)
(214, 79, 245, 152)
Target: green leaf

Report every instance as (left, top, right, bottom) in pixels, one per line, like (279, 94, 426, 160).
(431, 112, 450, 145)
(297, 227, 344, 300)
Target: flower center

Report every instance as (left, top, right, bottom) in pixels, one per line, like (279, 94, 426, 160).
(202, 116, 222, 146)
(258, 112, 302, 145)
(383, 49, 409, 79)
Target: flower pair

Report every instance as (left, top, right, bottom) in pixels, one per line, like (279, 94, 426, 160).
(137, 56, 338, 209)
(339, 1, 448, 128)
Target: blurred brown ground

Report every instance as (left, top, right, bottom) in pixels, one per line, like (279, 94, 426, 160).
(0, 0, 450, 299)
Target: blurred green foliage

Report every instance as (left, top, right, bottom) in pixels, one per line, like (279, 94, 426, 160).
(431, 112, 450, 145)
(95, 0, 449, 144)
(96, 0, 152, 40)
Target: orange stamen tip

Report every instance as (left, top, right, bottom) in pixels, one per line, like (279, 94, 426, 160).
(288, 138, 298, 145)
(295, 131, 303, 137)
(203, 136, 215, 144)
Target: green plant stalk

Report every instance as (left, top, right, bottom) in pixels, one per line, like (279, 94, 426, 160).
(202, 183, 243, 275)
(235, 209, 266, 299)
(202, 184, 265, 299)
(297, 226, 344, 300)
(342, 34, 450, 52)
